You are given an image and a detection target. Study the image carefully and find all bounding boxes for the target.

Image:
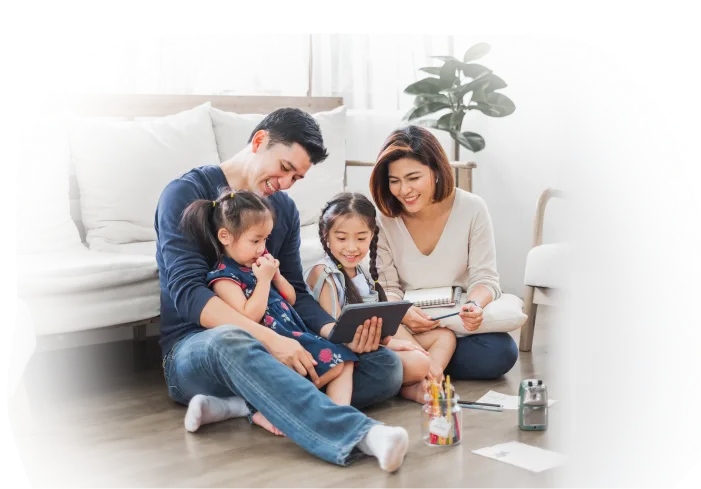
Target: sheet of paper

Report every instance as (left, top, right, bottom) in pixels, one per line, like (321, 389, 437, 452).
(472, 441, 567, 473)
(476, 390, 557, 410)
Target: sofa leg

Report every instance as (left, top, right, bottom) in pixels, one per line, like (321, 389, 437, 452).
(7, 377, 34, 436)
(519, 286, 537, 352)
(132, 324, 147, 342)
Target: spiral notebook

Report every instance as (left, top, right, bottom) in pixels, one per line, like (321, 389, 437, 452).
(404, 286, 461, 309)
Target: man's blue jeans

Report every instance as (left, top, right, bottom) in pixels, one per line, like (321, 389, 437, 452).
(163, 325, 404, 465)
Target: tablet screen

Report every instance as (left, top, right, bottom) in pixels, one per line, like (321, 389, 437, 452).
(327, 301, 412, 344)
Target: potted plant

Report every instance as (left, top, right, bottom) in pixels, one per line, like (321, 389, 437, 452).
(403, 42, 515, 160)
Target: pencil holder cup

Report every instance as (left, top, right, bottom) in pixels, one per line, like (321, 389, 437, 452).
(421, 393, 462, 447)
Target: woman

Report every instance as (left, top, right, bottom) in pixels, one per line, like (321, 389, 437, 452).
(370, 125, 518, 380)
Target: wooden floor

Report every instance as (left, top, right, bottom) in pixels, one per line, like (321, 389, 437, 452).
(12, 310, 563, 487)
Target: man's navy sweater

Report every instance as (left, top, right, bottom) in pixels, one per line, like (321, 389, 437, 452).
(155, 165, 335, 357)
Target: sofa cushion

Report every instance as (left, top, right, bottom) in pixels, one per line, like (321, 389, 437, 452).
(20, 282, 161, 336)
(16, 116, 83, 254)
(524, 243, 569, 288)
(89, 223, 324, 274)
(88, 239, 158, 257)
(299, 223, 325, 272)
(67, 103, 220, 249)
(19, 249, 158, 295)
(423, 293, 527, 337)
(210, 106, 346, 226)
(17, 249, 160, 334)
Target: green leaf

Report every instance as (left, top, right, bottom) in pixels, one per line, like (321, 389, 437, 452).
(403, 101, 452, 121)
(419, 66, 441, 76)
(416, 119, 440, 129)
(463, 42, 491, 63)
(470, 82, 489, 104)
(439, 59, 459, 87)
(441, 76, 492, 103)
(461, 63, 491, 79)
(483, 73, 507, 92)
(451, 131, 486, 152)
(468, 102, 500, 116)
(404, 77, 451, 95)
(437, 109, 465, 132)
(414, 94, 451, 106)
(485, 92, 516, 117)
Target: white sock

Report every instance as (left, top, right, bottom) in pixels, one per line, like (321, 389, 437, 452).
(357, 425, 410, 472)
(184, 395, 249, 433)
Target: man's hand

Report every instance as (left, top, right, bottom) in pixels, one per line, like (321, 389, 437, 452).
(346, 317, 388, 353)
(402, 306, 440, 334)
(265, 334, 319, 383)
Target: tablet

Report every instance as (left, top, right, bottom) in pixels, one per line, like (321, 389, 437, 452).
(327, 301, 413, 345)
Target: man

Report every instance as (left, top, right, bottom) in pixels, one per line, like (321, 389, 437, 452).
(155, 108, 408, 471)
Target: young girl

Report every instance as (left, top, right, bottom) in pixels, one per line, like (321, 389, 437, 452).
(181, 188, 357, 435)
(304, 192, 456, 403)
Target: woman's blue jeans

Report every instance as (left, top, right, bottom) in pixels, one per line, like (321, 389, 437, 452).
(445, 332, 519, 380)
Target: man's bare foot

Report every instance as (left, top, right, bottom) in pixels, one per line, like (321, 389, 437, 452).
(400, 379, 429, 403)
(251, 412, 285, 436)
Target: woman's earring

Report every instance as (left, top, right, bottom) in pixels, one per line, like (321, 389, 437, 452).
(436, 177, 439, 183)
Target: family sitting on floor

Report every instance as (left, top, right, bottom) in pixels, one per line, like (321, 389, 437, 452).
(155, 108, 518, 472)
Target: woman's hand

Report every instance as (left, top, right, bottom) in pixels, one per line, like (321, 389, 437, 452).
(402, 306, 440, 334)
(346, 317, 389, 353)
(385, 338, 429, 355)
(459, 302, 484, 331)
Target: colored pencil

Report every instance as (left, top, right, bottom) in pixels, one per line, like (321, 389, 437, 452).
(446, 376, 453, 445)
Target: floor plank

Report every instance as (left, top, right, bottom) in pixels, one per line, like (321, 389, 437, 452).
(12, 309, 562, 487)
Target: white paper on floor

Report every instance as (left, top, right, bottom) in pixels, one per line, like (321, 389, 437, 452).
(472, 441, 567, 472)
(476, 390, 557, 410)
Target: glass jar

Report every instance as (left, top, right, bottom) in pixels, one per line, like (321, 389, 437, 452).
(421, 392, 462, 446)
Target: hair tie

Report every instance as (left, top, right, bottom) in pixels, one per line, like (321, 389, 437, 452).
(212, 201, 216, 207)
(230, 192, 235, 199)
(374, 280, 378, 283)
(337, 263, 343, 270)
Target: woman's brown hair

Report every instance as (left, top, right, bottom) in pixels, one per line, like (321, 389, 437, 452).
(370, 125, 455, 218)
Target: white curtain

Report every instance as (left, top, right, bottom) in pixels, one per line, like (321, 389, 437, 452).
(310, 34, 454, 111)
(191, 35, 311, 96)
(61, 34, 454, 110)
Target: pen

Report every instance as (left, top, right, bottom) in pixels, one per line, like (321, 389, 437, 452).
(431, 311, 461, 321)
(458, 400, 503, 411)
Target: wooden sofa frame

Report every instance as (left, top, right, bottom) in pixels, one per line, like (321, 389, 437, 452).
(8, 93, 477, 435)
(519, 187, 565, 352)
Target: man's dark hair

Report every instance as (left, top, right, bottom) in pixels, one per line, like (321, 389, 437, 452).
(248, 108, 329, 165)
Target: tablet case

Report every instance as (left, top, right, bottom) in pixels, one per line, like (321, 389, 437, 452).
(327, 301, 413, 344)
